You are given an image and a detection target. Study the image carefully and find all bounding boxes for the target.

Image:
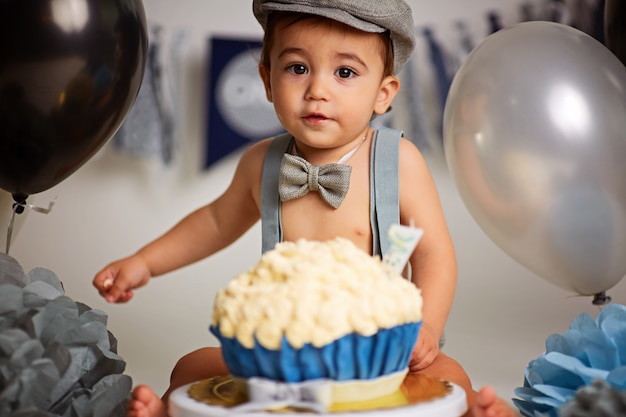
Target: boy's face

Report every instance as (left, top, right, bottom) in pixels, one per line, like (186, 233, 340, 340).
(259, 17, 399, 150)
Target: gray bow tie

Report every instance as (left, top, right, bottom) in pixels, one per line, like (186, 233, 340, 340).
(278, 153, 352, 209)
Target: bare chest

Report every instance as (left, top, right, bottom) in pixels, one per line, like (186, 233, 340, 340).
(280, 164, 373, 254)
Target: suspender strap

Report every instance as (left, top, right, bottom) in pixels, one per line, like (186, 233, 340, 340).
(369, 127, 402, 256)
(261, 133, 292, 253)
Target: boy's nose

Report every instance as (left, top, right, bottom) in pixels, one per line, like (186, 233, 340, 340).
(305, 74, 328, 101)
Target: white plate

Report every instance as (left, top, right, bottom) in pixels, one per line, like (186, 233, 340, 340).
(169, 380, 467, 417)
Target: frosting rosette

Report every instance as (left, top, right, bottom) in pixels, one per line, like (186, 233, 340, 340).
(210, 238, 422, 382)
(513, 304, 626, 417)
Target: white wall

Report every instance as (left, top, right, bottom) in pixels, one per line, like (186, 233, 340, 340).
(4, 0, 625, 411)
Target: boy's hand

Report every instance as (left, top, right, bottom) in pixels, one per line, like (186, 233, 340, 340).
(409, 323, 440, 371)
(92, 255, 151, 303)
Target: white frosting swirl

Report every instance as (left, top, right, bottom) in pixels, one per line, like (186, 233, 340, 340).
(212, 238, 422, 350)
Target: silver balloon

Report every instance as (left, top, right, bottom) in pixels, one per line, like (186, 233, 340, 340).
(444, 21, 626, 297)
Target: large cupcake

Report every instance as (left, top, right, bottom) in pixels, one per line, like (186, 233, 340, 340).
(210, 237, 422, 389)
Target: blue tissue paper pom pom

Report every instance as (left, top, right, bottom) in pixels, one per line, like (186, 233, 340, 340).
(513, 304, 626, 417)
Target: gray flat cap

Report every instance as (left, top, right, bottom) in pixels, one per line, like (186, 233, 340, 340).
(253, 0, 416, 73)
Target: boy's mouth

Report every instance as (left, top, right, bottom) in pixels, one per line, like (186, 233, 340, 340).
(304, 113, 328, 123)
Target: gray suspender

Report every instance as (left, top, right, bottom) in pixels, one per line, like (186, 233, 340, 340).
(260, 133, 292, 254)
(370, 127, 401, 257)
(260, 127, 402, 255)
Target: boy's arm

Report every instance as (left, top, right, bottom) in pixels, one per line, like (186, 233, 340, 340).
(135, 143, 266, 276)
(398, 139, 457, 361)
(93, 140, 270, 303)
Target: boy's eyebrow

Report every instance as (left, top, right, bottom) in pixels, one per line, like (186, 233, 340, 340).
(335, 52, 367, 68)
(278, 48, 367, 68)
(277, 47, 304, 59)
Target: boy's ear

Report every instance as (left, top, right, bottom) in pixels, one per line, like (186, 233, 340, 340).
(258, 64, 273, 102)
(374, 75, 400, 115)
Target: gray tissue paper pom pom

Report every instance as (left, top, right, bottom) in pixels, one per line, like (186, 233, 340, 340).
(560, 379, 626, 417)
(0, 253, 132, 417)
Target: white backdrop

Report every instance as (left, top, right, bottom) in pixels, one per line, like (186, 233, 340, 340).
(3, 0, 624, 412)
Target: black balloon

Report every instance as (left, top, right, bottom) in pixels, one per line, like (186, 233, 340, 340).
(0, 0, 148, 200)
(605, 0, 626, 67)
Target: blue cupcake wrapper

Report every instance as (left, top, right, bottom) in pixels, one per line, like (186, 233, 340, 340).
(210, 321, 421, 383)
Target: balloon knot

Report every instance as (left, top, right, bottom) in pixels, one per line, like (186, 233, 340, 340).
(592, 292, 612, 306)
(11, 193, 28, 215)
(12, 203, 25, 215)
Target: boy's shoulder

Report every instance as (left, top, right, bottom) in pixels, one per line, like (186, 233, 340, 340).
(237, 134, 290, 177)
(242, 136, 277, 159)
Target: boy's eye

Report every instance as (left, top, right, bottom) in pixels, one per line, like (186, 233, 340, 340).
(336, 67, 356, 79)
(287, 64, 307, 75)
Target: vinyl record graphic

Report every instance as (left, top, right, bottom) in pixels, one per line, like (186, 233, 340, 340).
(205, 37, 283, 168)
